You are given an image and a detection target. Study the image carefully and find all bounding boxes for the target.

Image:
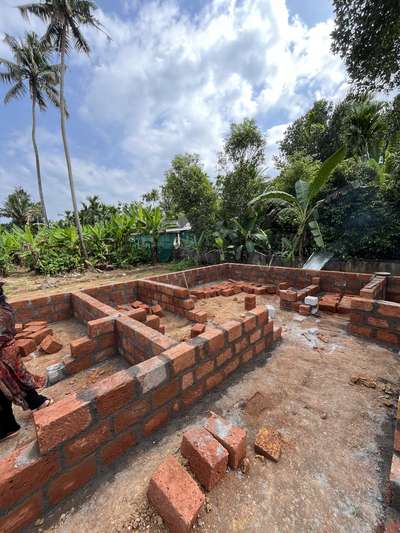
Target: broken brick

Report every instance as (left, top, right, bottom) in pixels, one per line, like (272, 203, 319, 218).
(147, 455, 205, 533)
(181, 427, 228, 491)
(204, 412, 247, 469)
(191, 323, 206, 338)
(254, 427, 282, 462)
(151, 304, 164, 317)
(244, 295, 256, 311)
(40, 336, 63, 354)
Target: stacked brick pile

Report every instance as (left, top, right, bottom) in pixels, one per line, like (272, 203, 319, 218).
(279, 278, 320, 313)
(148, 413, 247, 532)
(190, 280, 276, 300)
(14, 320, 62, 357)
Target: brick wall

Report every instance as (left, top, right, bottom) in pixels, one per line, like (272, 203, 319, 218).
(71, 292, 117, 322)
(349, 297, 400, 347)
(136, 279, 195, 318)
(148, 264, 228, 288)
(360, 275, 387, 300)
(84, 281, 138, 308)
(11, 293, 72, 323)
(0, 306, 279, 531)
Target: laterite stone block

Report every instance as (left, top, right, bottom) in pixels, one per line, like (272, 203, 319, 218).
(147, 455, 205, 533)
(181, 427, 228, 491)
(205, 412, 247, 469)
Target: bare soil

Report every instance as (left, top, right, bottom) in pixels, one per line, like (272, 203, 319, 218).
(33, 289, 399, 533)
(4, 265, 172, 302)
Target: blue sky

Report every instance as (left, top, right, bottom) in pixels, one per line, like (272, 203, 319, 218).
(0, 0, 347, 219)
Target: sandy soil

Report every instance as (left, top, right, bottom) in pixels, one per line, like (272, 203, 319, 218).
(34, 293, 400, 533)
(4, 265, 172, 302)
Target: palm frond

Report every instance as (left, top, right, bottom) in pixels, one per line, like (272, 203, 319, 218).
(4, 81, 26, 103)
(250, 190, 300, 209)
(308, 145, 346, 202)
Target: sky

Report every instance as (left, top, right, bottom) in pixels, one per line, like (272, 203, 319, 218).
(0, 0, 348, 219)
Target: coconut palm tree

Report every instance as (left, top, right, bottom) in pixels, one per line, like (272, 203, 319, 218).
(250, 146, 346, 262)
(0, 187, 42, 227)
(0, 32, 62, 226)
(18, 0, 108, 259)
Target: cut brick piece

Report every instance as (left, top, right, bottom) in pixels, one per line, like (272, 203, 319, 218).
(191, 323, 206, 338)
(147, 455, 205, 533)
(40, 335, 63, 354)
(254, 427, 282, 462)
(299, 304, 311, 316)
(26, 327, 53, 345)
(244, 295, 256, 311)
(181, 427, 228, 491)
(151, 304, 164, 317)
(15, 338, 36, 357)
(204, 412, 247, 469)
(146, 314, 160, 330)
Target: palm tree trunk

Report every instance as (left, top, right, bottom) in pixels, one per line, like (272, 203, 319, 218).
(31, 93, 49, 226)
(59, 27, 88, 259)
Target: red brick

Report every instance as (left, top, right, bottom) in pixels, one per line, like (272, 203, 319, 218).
(0, 493, 43, 533)
(224, 356, 240, 375)
(348, 323, 374, 338)
(143, 407, 169, 436)
(367, 316, 389, 329)
(63, 354, 92, 375)
(195, 360, 215, 381)
(378, 302, 400, 318)
(319, 300, 337, 313)
(93, 369, 136, 417)
(146, 314, 160, 330)
(64, 421, 111, 465)
(132, 300, 144, 308)
(234, 337, 249, 354)
(206, 369, 225, 390)
(182, 382, 204, 409)
(299, 304, 311, 316)
(0, 442, 60, 509)
(250, 330, 262, 344)
(26, 327, 53, 345)
(351, 297, 374, 312)
(101, 430, 135, 464)
(15, 338, 36, 356)
(153, 379, 180, 408)
(280, 290, 297, 302)
(159, 324, 166, 334)
(243, 314, 257, 332)
(181, 427, 228, 491)
(279, 282, 289, 290)
(114, 399, 151, 432)
(205, 413, 247, 469)
(26, 320, 47, 328)
(47, 456, 97, 505)
(244, 295, 256, 310)
(151, 304, 164, 316)
(249, 306, 268, 326)
(222, 320, 242, 342)
(34, 396, 92, 454)
(337, 296, 353, 315)
(182, 299, 195, 310)
(253, 286, 266, 295)
(147, 455, 205, 533)
(191, 323, 206, 338)
(197, 327, 225, 354)
(273, 326, 282, 341)
(192, 310, 207, 323)
(377, 329, 399, 346)
(182, 371, 194, 390)
(127, 308, 147, 322)
(164, 342, 196, 374)
(216, 348, 232, 367)
(15, 322, 24, 333)
(221, 288, 235, 296)
(312, 277, 320, 286)
(87, 317, 114, 337)
(40, 335, 63, 354)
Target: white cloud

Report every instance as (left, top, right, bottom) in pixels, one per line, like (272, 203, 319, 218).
(0, 0, 348, 218)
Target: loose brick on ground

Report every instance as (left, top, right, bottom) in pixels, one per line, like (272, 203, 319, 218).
(40, 335, 63, 354)
(15, 338, 36, 357)
(204, 412, 247, 469)
(244, 295, 256, 311)
(254, 427, 283, 462)
(147, 455, 205, 533)
(181, 427, 228, 491)
(191, 323, 206, 338)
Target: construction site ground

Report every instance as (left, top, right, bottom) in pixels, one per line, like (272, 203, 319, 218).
(18, 286, 398, 533)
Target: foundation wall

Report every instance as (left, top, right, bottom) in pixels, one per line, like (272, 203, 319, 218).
(349, 297, 400, 347)
(11, 293, 72, 324)
(84, 281, 138, 308)
(0, 305, 278, 532)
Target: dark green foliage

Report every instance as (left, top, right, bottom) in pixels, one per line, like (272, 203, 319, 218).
(162, 154, 218, 237)
(331, 0, 400, 91)
(0, 187, 42, 227)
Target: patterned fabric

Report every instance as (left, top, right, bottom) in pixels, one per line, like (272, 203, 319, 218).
(0, 303, 45, 410)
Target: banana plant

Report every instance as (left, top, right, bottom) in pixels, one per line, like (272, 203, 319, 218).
(135, 206, 175, 263)
(250, 146, 346, 262)
(230, 216, 270, 262)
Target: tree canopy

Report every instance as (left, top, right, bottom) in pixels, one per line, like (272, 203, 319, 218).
(331, 0, 400, 91)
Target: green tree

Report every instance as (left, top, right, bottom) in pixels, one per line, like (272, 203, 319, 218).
(19, 0, 108, 259)
(162, 154, 217, 237)
(142, 188, 160, 207)
(217, 118, 266, 225)
(251, 147, 346, 261)
(331, 0, 400, 91)
(0, 187, 42, 227)
(345, 95, 385, 160)
(0, 32, 62, 226)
